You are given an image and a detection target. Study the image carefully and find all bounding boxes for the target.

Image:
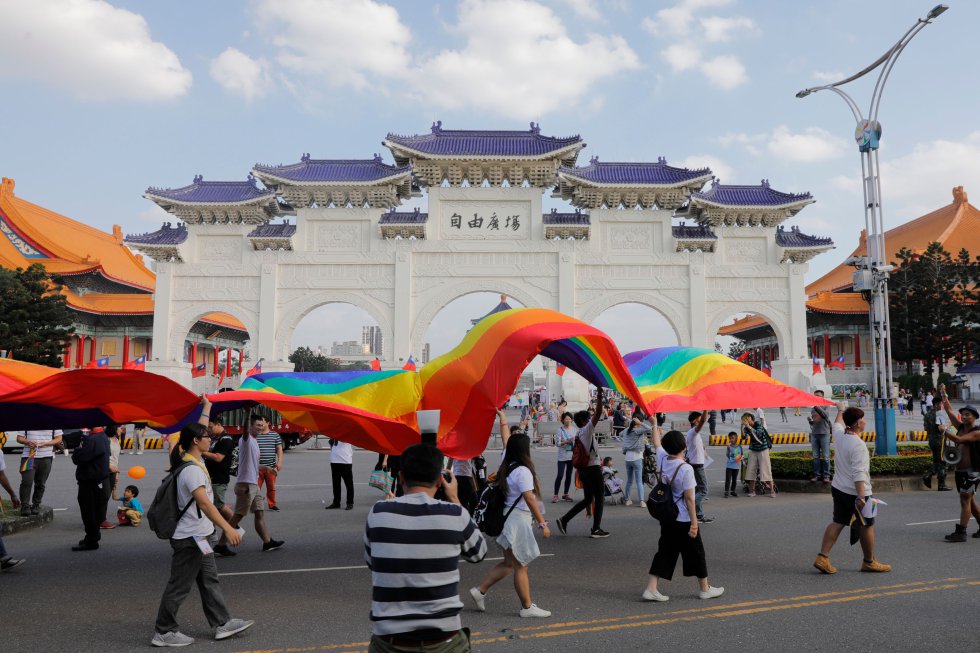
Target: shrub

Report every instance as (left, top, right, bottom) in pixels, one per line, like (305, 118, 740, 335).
(769, 445, 931, 480)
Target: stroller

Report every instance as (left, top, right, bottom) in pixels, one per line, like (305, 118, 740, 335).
(642, 443, 659, 488)
(602, 465, 626, 505)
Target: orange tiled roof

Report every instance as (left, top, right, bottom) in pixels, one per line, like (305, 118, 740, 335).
(63, 288, 154, 315)
(0, 177, 155, 290)
(806, 291, 868, 315)
(200, 312, 248, 332)
(718, 314, 770, 335)
(806, 186, 980, 296)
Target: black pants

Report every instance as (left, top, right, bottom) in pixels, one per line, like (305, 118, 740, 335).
(561, 465, 603, 531)
(155, 537, 231, 634)
(19, 456, 53, 509)
(554, 460, 573, 495)
(331, 463, 354, 506)
(725, 468, 739, 493)
(456, 475, 477, 514)
(77, 478, 109, 545)
(649, 520, 708, 580)
(927, 443, 947, 484)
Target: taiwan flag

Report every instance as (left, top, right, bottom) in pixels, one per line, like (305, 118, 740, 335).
(245, 358, 264, 377)
(555, 364, 567, 377)
(370, 358, 381, 371)
(829, 355, 846, 370)
(761, 362, 772, 377)
(86, 356, 110, 369)
(124, 355, 146, 371)
(812, 357, 823, 374)
(736, 351, 750, 363)
(402, 356, 417, 371)
(191, 362, 207, 378)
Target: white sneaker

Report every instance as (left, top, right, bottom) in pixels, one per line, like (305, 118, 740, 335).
(469, 587, 486, 612)
(642, 589, 669, 602)
(151, 631, 194, 647)
(625, 499, 633, 506)
(215, 618, 254, 640)
(699, 586, 725, 600)
(519, 604, 551, 618)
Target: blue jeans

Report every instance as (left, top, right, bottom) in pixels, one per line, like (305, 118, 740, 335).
(811, 434, 830, 479)
(0, 524, 7, 559)
(691, 464, 707, 517)
(624, 459, 644, 502)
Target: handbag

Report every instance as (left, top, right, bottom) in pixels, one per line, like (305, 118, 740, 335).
(369, 468, 394, 493)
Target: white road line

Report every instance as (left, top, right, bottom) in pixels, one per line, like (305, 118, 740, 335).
(53, 508, 68, 512)
(219, 554, 555, 577)
(906, 517, 976, 526)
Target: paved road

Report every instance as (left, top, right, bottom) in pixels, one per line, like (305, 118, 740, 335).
(1, 441, 974, 652)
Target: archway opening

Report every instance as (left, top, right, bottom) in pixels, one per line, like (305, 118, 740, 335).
(423, 292, 526, 364)
(715, 313, 781, 371)
(591, 302, 680, 355)
(183, 312, 252, 392)
(290, 303, 381, 371)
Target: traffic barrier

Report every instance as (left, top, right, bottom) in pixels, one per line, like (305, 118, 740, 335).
(708, 430, 930, 446)
(122, 437, 165, 450)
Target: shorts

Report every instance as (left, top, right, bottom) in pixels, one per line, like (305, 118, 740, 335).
(212, 482, 228, 508)
(831, 487, 873, 527)
(745, 449, 772, 482)
(233, 482, 265, 516)
(954, 471, 980, 494)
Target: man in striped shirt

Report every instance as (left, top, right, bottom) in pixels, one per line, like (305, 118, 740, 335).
(365, 444, 487, 652)
(255, 425, 283, 511)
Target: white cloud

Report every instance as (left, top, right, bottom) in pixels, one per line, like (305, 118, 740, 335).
(641, 0, 734, 37)
(700, 15, 755, 43)
(135, 204, 172, 225)
(812, 70, 845, 83)
(767, 125, 847, 162)
(210, 48, 271, 102)
(558, 0, 602, 21)
(699, 55, 748, 90)
(0, 0, 191, 102)
(716, 131, 765, 155)
(253, 0, 411, 89)
(676, 154, 735, 184)
(662, 43, 702, 72)
(416, 0, 640, 118)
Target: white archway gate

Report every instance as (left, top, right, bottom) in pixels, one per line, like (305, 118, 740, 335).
(132, 125, 832, 390)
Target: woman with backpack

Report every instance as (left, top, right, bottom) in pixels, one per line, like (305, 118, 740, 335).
(642, 427, 724, 603)
(469, 427, 552, 619)
(151, 422, 253, 647)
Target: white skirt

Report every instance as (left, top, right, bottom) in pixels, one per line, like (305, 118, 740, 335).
(496, 508, 540, 566)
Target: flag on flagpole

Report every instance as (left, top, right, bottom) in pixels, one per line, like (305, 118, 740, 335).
(812, 356, 823, 374)
(828, 355, 846, 370)
(191, 362, 207, 378)
(370, 358, 381, 371)
(20, 447, 35, 473)
(245, 358, 264, 377)
(217, 361, 229, 387)
(736, 351, 750, 362)
(761, 362, 772, 377)
(402, 356, 416, 371)
(555, 363, 567, 377)
(124, 355, 146, 371)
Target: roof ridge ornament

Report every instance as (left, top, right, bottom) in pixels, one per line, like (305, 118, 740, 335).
(952, 185, 967, 205)
(431, 120, 442, 134)
(247, 173, 257, 187)
(301, 153, 311, 162)
(589, 155, 599, 165)
(529, 122, 540, 134)
(761, 178, 770, 189)
(373, 153, 383, 163)
(711, 177, 720, 188)
(193, 174, 203, 184)
(658, 156, 667, 164)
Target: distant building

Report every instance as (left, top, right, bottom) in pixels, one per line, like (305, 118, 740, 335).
(362, 325, 383, 355)
(331, 340, 370, 356)
(421, 342, 431, 365)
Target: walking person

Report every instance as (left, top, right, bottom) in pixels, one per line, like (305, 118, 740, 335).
(202, 416, 236, 512)
(552, 412, 575, 503)
(470, 429, 552, 618)
(326, 438, 354, 510)
(921, 399, 951, 491)
(71, 426, 111, 551)
(809, 391, 832, 483)
(743, 413, 775, 498)
(813, 404, 891, 573)
(936, 385, 980, 542)
(556, 389, 609, 538)
(451, 456, 478, 514)
(130, 422, 148, 454)
(622, 415, 650, 506)
(255, 424, 283, 511)
(151, 422, 254, 647)
(685, 410, 713, 523)
(642, 427, 724, 602)
(102, 425, 123, 530)
(365, 443, 487, 652)
(0, 452, 27, 572)
(14, 428, 62, 515)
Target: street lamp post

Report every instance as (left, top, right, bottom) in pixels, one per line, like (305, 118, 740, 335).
(796, 4, 947, 456)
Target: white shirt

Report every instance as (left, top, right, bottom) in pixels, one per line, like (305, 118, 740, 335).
(936, 411, 949, 428)
(108, 438, 120, 470)
(451, 458, 473, 477)
(656, 446, 696, 522)
(754, 408, 767, 427)
(16, 430, 62, 458)
(237, 436, 260, 485)
(503, 465, 535, 512)
(330, 441, 353, 464)
(576, 421, 600, 467)
(173, 461, 215, 540)
(831, 423, 872, 496)
(925, 395, 934, 408)
(556, 426, 575, 462)
(685, 426, 706, 465)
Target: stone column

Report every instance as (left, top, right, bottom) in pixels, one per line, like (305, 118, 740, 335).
(393, 249, 412, 364)
(688, 261, 707, 348)
(257, 263, 278, 363)
(150, 262, 174, 362)
(558, 248, 575, 316)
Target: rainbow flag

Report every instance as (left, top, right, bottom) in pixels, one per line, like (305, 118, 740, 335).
(625, 347, 832, 412)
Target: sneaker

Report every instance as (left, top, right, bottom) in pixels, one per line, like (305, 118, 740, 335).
(136, 451, 144, 455)
(0, 557, 26, 572)
(345, 504, 353, 511)
(938, 485, 952, 492)
(213, 544, 237, 557)
(641, 589, 669, 602)
(723, 492, 729, 498)
(697, 516, 715, 524)
(556, 519, 567, 536)
(519, 604, 551, 618)
(590, 528, 610, 538)
(552, 495, 559, 503)
(860, 559, 892, 573)
(262, 539, 285, 552)
(561, 494, 573, 502)
(813, 553, 836, 574)
(699, 586, 725, 600)
(625, 499, 633, 506)
(30, 505, 40, 515)
(973, 530, 980, 539)
(810, 476, 820, 483)
(268, 506, 280, 512)
(730, 493, 738, 497)
(468, 587, 486, 612)
(324, 504, 340, 510)
(100, 521, 116, 529)
(215, 618, 254, 640)
(945, 527, 968, 543)
(747, 492, 756, 497)
(921, 474, 932, 489)
(151, 631, 194, 647)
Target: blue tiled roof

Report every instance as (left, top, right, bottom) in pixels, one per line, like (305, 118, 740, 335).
(248, 222, 296, 238)
(672, 224, 717, 240)
(379, 208, 428, 224)
(145, 175, 274, 204)
(776, 226, 833, 248)
(692, 179, 813, 207)
(471, 296, 514, 325)
(558, 156, 712, 186)
(543, 208, 590, 225)
(124, 222, 188, 245)
(253, 154, 411, 183)
(957, 361, 980, 375)
(384, 122, 583, 160)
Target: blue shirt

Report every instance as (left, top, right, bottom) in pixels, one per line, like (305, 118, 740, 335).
(725, 444, 744, 470)
(123, 497, 145, 514)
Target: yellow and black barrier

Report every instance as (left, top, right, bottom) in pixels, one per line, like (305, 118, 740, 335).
(122, 437, 166, 450)
(709, 430, 930, 446)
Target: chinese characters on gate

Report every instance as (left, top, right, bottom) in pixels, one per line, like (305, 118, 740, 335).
(449, 212, 521, 232)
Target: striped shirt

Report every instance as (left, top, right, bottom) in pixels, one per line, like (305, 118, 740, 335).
(364, 492, 487, 637)
(256, 431, 281, 467)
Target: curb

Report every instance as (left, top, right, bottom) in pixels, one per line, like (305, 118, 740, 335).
(0, 505, 55, 535)
(774, 476, 929, 493)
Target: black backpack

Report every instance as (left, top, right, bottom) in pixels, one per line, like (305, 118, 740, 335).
(646, 463, 685, 523)
(147, 461, 200, 539)
(473, 465, 522, 537)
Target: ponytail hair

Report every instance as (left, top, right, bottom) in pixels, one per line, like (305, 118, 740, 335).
(168, 422, 207, 471)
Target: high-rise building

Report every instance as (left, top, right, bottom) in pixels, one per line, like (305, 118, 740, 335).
(331, 340, 370, 356)
(362, 325, 383, 356)
(421, 342, 431, 365)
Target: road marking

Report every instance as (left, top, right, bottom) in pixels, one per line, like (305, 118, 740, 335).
(230, 577, 972, 653)
(53, 508, 68, 512)
(220, 554, 555, 577)
(906, 517, 976, 526)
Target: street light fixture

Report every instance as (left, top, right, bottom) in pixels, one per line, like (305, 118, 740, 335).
(796, 4, 947, 456)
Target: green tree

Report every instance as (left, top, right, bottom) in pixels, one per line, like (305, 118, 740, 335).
(288, 346, 368, 372)
(0, 264, 75, 367)
(727, 340, 746, 360)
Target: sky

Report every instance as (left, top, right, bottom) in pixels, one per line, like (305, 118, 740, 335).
(1, 0, 977, 359)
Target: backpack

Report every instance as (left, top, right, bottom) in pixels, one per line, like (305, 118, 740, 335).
(147, 461, 199, 540)
(473, 465, 522, 537)
(646, 463, 685, 523)
(571, 435, 594, 470)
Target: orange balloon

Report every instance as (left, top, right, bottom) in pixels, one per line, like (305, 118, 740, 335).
(128, 466, 146, 480)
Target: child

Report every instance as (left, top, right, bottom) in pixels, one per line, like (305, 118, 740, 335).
(601, 457, 624, 495)
(724, 432, 744, 497)
(117, 485, 145, 526)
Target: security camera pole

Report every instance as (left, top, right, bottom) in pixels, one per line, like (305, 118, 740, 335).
(795, 4, 948, 455)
